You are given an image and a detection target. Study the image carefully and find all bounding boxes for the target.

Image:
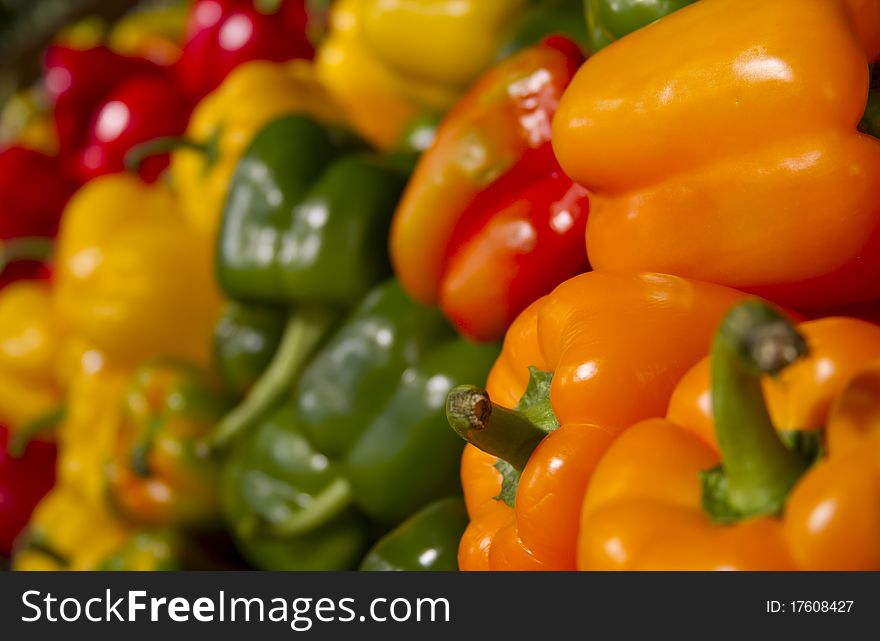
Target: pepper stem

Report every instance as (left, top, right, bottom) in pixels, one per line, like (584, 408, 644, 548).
(124, 135, 217, 173)
(266, 477, 352, 536)
(130, 416, 163, 478)
(211, 306, 336, 448)
(7, 406, 64, 459)
(0, 237, 54, 274)
(711, 300, 811, 517)
(446, 385, 549, 471)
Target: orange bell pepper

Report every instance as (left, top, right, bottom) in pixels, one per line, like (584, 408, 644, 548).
(552, 0, 880, 311)
(446, 271, 748, 570)
(578, 301, 880, 570)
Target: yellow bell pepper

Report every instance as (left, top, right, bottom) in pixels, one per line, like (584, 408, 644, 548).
(316, 0, 528, 148)
(0, 281, 63, 431)
(54, 16, 107, 51)
(108, 0, 189, 65)
(13, 485, 132, 571)
(169, 60, 344, 237)
(0, 88, 57, 154)
(53, 173, 220, 368)
(57, 356, 128, 506)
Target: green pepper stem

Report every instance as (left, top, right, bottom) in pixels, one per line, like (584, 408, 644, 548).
(266, 476, 352, 537)
(0, 237, 54, 274)
(130, 416, 163, 478)
(7, 406, 64, 459)
(124, 135, 216, 173)
(712, 300, 811, 517)
(211, 306, 336, 448)
(446, 385, 548, 471)
(18, 538, 70, 568)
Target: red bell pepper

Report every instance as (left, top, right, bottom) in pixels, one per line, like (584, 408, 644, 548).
(0, 425, 56, 558)
(390, 37, 589, 342)
(0, 146, 76, 287)
(44, 45, 160, 154)
(175, 0, 314, 100)
(44, 45, 191, 183)
(76, 74, 192, 183)
(0, 146, 76, 240)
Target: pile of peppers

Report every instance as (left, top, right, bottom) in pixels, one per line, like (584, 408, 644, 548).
(2, 0, 880, 573)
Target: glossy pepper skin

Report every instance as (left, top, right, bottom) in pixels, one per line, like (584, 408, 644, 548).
(222, 279, 499, 570)
(175, 0, 314, 101)
(554, 0, 880, 312)
(446, 271, 748, 570)
(361, 497, 468, 571)
(106, 361, 231, 529)
(578, 301, 880, 570)
(218, 115, 403, 304)
(169, 60, 343, 237)
(43, 45, 159, 154)
(53, 174, 221, 368)
(0, 425, 56, 558)
(76, 73, 192, 183)
(210, 114, 412, 450)
(316, 0, 528, 148)
(391, 38, 589, 342)
(584, 0, 695, 53)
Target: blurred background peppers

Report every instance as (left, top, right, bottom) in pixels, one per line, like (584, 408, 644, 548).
(175, 0, 314, 100)
(0, 145, 76, 287)
(165, 59, 343, 237)
(315, 0, 529, 148)
(106, 361, 231, 529)
(390, 38, 589, 342)
(12, 485, 133, 570)
(584, 0, 695, 52)
(0, 280, 63, 432)
(0, 276, 62, 559)
(445, 271, 748, 570)
(211, 113, 408, 446)
(0, 425, 56, 558)
(13, 484, 240, 570)
(2, 0, 879, 576)
(52, 173, 220, 368)
(554, 0, 880, 313)
(43, 44, 192, 182)
(221, 279, 498, 570)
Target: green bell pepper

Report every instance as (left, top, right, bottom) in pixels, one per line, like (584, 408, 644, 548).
(221, 279, 499, 570)
(212, 114, 410, 447)
(585, 0, 696, 53)
(360, 498, 468, 571)
(214, 301, 286, 399)
(498, 0, 588, 60)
